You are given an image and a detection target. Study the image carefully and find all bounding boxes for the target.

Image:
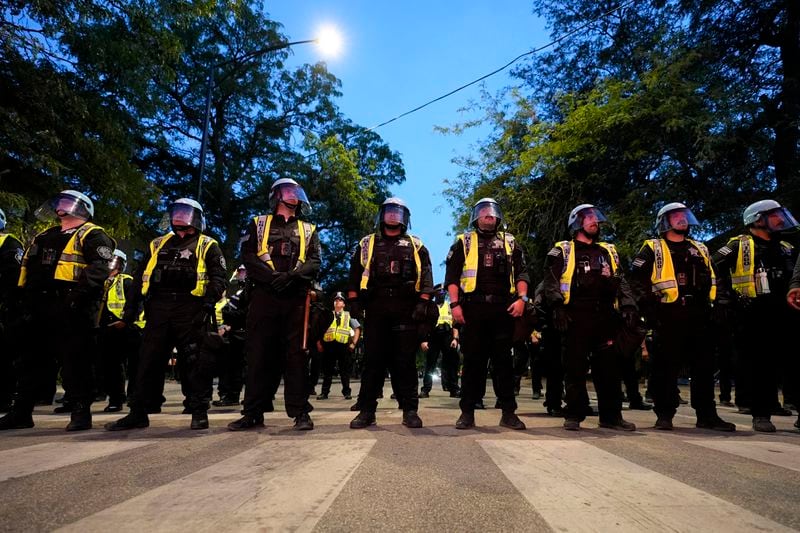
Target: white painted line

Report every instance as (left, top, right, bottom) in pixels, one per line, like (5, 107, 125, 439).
(58, 439, 376, 533)
(0, 441, 156, 482)
(689, 440, 800, 473)
(480, 440, 792, 532)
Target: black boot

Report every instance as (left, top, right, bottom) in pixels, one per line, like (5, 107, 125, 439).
(455, 411, 475, 430)
(105, 411, 149, 431)
(402, 410, 423, 428)
(293, 413, 314, 431)
(191, 412, 209, 430)
(0, 410, 34, 430)
(499, 412, 526, 430)
(227, 414, 264, 431)
(66, 404, 92, 431)
(349, 411, 376, 429)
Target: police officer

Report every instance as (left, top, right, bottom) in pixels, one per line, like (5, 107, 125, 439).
(533, 281, 565, 416)
(97, 249, 144, 412)
(446, 198, 529, 430)
(0, 190, 114, 431)
(317, 292, 360, 400)
(713, 199, 799, 432)
(543, 203, 637, 431)
(420, 284, 461, 398)
(228, 178, 320, 431)
(787, 254, 800, 430)
(629, 203, 735, 431)
(347, 197, 434, 429)
(105, 198, 228, 431)
(213, 265, 249, 407)
(0, 208, 24, 412)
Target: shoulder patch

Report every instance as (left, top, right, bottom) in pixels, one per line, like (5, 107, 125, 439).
(547, 248, 561, 257)
(97, 246, 113, 260)
(717, 246, 732, 256)
(14, 249, 23, 264)
(219, 256, 227, 270)
(631, 258, 645, 268)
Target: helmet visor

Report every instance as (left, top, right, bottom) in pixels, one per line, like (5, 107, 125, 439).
(381, 204, 410, 228)
(271, 183, 311, 215)
(764, 207, 800, 233)
(167, 203, 204, 231)
(659, 208, 699, 233)
(573, 207, 608, 232)
(35, 193, 92, 222)
(470, 201, 503, 228)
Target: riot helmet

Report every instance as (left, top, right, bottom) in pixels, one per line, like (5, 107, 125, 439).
(376, 197, 411, 232)
(743, 199, 799, 234)
(108, 249, 127, 273)
(162, 198, 205, 232)
(567, 203, 608, 237)
(0, 208, 6, 231)
(655, 202, 699, 235)
(333, 291, 346, 301)
(470, 198, 504, 233)
(269, 178, 311, 216)
(35, 190, 94, 222)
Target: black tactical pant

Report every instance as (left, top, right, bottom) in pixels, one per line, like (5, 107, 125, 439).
(458, 301, 517, 414)
(650, 302, 717, 420)
(540, 325, 564, 409)
(422, 327, 460, 393)
(320, 341, 352, 396)
(14, 290, 96, 412)
(561, 304, 622, 424)
(129, 296, 214, 414)
(358, 296, 419, 413)
(97, 325, 141, 405)
(242, 286, 312, 418)
(217, 333, 245, 401)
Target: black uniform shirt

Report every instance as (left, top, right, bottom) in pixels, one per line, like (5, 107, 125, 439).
(629, 239, 715, 307)
(240, 214, 321, 291)
(444, 231, 530, 295)
(347, 232, 434, 296)
(0, 233, 23, 300)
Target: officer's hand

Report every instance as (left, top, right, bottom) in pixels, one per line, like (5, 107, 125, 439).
(348, 342, 356, 352)
(787, 288, 800, 311)
(450, 338, 459, 349)
(451, 305, 465, 324)
(108, 320, 127, 330)
(271, 271, 293, 293)
(552, 305, 570, 332)
(347, 297, 363, 319)
(412, 299, 429, 322)
(507, 298, 525, 318)
(420, 341, 429, 352)
(621, 306, 640, 329)
(316, 340, 324, 353)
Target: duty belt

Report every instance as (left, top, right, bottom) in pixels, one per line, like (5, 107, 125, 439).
(149, 291, 199, 301)
(462, 294, 510, 304)
(369, 287, 414, 298)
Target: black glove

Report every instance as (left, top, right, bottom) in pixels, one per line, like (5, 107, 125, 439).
(412, 299, 430, 322)
(621, 306, 640, 329)
(271, 271, 293, 293)
(711, 299, 735, 326)
(347, 297, 363, 319)
(552, 305, 570, 332)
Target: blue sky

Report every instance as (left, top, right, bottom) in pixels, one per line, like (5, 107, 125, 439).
(266, 1, 547, 282)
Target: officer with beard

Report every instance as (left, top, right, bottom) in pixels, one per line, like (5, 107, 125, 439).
(543, 203, 637, 431)
(713, 199, 799, 432)
(0, 190, 114, 431)
(446, 198, 529, 430)
(228, 178, 320, 431)
(0, 208, 24, 412)
(105, 198, 228, 431)
(213, 265, 249, 407)
(629, 203, 735, 431)
(420, 284, 461, 398)
(347, 198, 434, 429)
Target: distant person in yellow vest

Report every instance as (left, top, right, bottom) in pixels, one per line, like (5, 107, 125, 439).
(317, 292, 360, 400)
(420, 283, 461, 398)
(347, 197, 434, 429)
(105, 198, 228, 431)
(97, 249, 144, 413)
(0, 208, 24, 412)
(543, 203, 637, 432)
(0, 190, 114, 431)
(213, 265, 249, 407)
(446, 198, 529, 430)
(228, 178, 321, 431)
(629, 202, 735, 432)
(713, 199, 799, 432)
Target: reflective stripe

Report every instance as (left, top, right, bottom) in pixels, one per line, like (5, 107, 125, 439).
(556, 240, 619, 305)
(359, 233, 422, 292)
(436, 303, 453, 327)
(644, 238, 715, 303)
(19, 223, 104, 287)
(323, 311, 353, 344)
(458, 231, 515, 294)
(254, 215, 315, 271)
(141, 233, 217, 297)
(729, 235, 791, 299)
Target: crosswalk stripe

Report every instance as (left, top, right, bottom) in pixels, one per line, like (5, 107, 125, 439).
(57, 439, 376, 533)
(688, 440, 800, 473)
(480, 439, 793, 532)
(0, 441, 156, 482)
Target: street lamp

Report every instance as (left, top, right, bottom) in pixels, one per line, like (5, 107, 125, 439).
(196, 30, 342, 202)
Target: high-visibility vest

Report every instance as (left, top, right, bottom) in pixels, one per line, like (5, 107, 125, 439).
(555, 240, 620, 305)
(140, 232, 217, 297)
(436, 303, 453, 327)
(457, 231, 516, 294)
(643, 238, 716, 303)
(18, 222, 105, 287)
(253, 215, 315, 271)
(106, 273, 146, 328)
(214, 296, 227, 324)
(729, 235, 793, 298)
(358, 233, 423, 292)
(323, 311, 353, 343)
(0, 233, 21, 250)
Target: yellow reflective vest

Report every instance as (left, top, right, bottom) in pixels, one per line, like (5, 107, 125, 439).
(140, 233, 217, 297)
(358, 233, 422, 292)
(642, 238, 716, 303)
(0, 233, 20, 250)
(728, 235, 793, 298)
(436, 303, 453, 328)
(555, 240, 620, 305)
(457, 231, 516, 294)
(19, 222, 105, 287)
(323, 311, 353, 343)
(106, 273, 146, 328)
(253, 215, 315, 271)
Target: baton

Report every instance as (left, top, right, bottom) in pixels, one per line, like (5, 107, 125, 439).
(301, 289, 312, 352)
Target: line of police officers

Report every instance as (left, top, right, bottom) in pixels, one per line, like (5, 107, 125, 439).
(1, 184, 799, 433)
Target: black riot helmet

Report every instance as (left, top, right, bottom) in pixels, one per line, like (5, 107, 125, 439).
(470, 197, 504, 234)
(376, 197, 411, 232)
